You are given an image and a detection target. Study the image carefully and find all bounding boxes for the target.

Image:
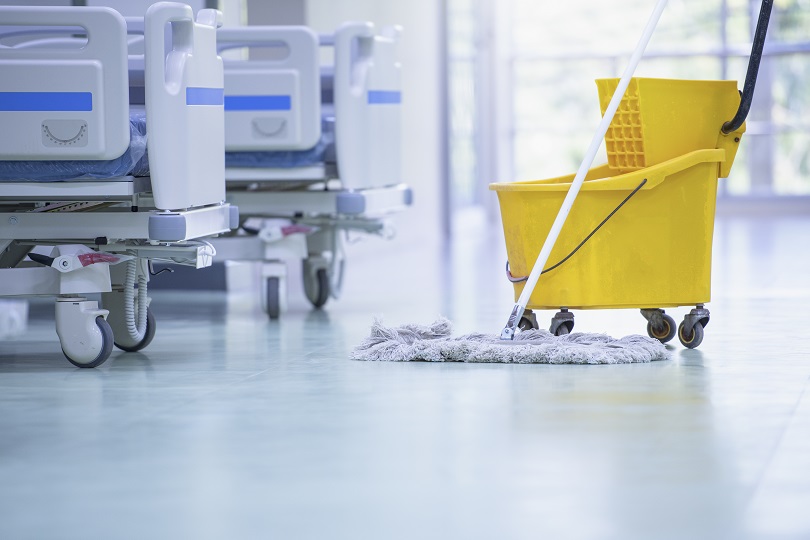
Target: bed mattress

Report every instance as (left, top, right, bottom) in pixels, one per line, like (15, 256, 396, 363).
(0, 109, 150, 182)
(224, 115, 335, 169)
(0, 111, 335, 182)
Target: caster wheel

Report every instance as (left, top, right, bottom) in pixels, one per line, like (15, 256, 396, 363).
(518, 317, 537, 331)
(114, 307, 156, 352)
(550, 309, 574, 336)
(63, 316, 114, 369)
(554, 324, 570, 336)
(265, 277, 281, 320)
(678, 321, 705, 349)
(647, 314, 676, 343)
(304, 267, 330, 309)
(518, 310, 539, 331)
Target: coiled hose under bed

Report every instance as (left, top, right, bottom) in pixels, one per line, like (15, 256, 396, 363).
(124, 253, 148, 343)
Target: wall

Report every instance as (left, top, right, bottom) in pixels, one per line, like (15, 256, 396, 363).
(246, 0, 305, 25)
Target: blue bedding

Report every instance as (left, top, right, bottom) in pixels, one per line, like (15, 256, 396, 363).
(224, 115, 335, 169)
(0, 111, 334, 182)
(0, 109, 150, 182)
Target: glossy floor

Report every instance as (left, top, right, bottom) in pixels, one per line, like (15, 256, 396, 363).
(1, 214, 809, 540)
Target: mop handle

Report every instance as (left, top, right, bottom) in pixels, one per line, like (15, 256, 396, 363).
(500, 0, 669, 340)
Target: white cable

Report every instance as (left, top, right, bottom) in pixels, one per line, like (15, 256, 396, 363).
(164, 240, 218, 266)
(187, 239, 217, 257)
(500, 0, 669, 340)
(201, 240, 216, 257)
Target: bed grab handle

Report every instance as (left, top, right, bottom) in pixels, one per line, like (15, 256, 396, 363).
(217, 26, 318, 60)
(144, 3, 223, 92)
(334, 22, 376, 97)
(0, 6, 126, 60)
(145, 2, 195, 94)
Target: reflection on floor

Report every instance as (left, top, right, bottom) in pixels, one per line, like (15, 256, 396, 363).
(1, 215, 809, 540)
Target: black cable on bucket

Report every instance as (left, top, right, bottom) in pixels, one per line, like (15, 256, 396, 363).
(506, 177, 648, 283)
(721, 0, 773, 134)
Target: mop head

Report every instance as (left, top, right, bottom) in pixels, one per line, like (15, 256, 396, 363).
(351, 318, 669, 364)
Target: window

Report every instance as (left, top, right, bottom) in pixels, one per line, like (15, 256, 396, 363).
(447, 0, 480, 208)
(447, 0, 810, 208)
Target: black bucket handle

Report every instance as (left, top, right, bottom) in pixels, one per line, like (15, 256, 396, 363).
(721, 0, 774, 134)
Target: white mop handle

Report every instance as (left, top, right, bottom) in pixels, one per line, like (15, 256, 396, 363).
(501, 0, 668, 339)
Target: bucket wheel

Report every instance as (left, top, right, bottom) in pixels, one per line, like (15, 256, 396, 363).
(641, 309, 677, 344)
(550, 309, 574, 336)
(518, 309, 539, 331)
(678, 305, 710, 349)
(678, 320, 705, 349)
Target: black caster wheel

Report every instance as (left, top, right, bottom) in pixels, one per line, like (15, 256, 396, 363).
(64, 317, 114, 369)
(647, 314, 676, 344)
(114, 307, 156, 352)
(678, 320, 705, 349)
(518, 317, 537, 331)
(265, 277, 281, 320)
(554, 324, 570, 336)
(304, 268, 330, 309)
(518, 310, 539, 331)
(550, 309, 574, 336)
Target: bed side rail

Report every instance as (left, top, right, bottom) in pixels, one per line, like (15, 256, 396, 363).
(333, 22, 402, 189)
(217, 26, 321, 152)
(0, 6, 129, 161)
(144, 2, 225, 211)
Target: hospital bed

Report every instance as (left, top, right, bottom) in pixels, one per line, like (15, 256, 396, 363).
(0, 3, 237, 367)
(211, 23, 412, 318)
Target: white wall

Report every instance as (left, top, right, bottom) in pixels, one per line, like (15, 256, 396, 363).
(246, 0, 305, 25)
(306, 0, 444, 251)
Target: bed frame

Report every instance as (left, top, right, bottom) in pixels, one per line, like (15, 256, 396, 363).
(212, 22, 412, 317)
(0, 3, 237, 367)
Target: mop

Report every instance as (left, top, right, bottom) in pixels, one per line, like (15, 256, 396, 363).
(353, 0, 671, 364)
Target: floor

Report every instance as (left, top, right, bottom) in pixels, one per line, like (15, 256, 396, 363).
(1, 214, 809, 540)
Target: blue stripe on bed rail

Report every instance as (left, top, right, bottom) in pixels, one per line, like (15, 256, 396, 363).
(186, 87, 224, 106)
(224, 95, 292, 111)
(0, 91, 92, 112)
(367, 90, 401, 105)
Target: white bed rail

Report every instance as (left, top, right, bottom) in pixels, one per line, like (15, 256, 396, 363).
(218, 26, 321, 151)
(144, 2, 226, 211)
(0, 6, 129, 161)
(333, 22, 402, 189)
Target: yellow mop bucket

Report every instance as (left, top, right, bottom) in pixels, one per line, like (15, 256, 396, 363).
(490, 77, 745, 343)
